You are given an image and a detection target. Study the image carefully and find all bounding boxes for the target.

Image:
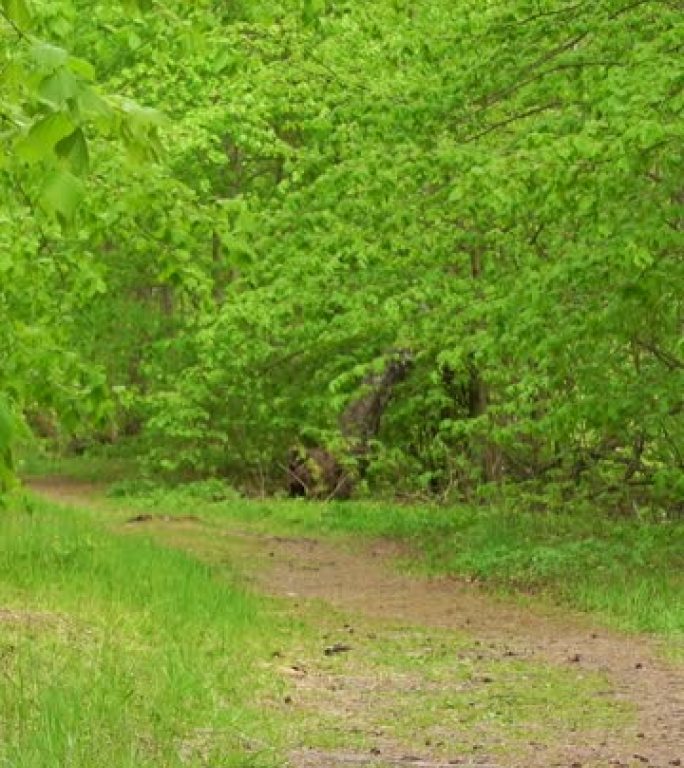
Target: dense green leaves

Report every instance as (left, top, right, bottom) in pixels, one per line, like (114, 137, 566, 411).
(0, 0, 164, 487)
(2, 0, 682, 511)
(0, 396, 16, 494)
(2, 0, 32, 30)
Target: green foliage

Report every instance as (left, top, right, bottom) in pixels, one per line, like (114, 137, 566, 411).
(0, 0, 165, 483)
(0, 396, 16, 494)
(108, 476, 241, 503)
(2, 0, 683, 511)
(1, 8, 162, 217)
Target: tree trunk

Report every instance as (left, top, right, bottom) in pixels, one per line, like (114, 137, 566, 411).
(468, 251, 503, 483)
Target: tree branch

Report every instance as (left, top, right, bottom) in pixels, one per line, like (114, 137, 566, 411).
(636, 339, 684, 370)
(474, 32, 590, 113)
(463, 102, 563, 143)
(506, 2, 589, 28)
(0, 9, 29, 40)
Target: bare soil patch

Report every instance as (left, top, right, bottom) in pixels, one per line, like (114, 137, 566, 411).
(125, 513, 201, 525)
(235, 531, 681, 768)
(27, 475, 105, 503)
(0, 609, 66, 626)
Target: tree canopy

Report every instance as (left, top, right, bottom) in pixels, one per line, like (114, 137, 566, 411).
(2, 0, 682, 511)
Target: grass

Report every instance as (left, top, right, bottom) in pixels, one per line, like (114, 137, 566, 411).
(282, 620, 632, 762)
(0, 494, 291, 767)
(18, 448, 138, 486)
(111, 478, 684, 642)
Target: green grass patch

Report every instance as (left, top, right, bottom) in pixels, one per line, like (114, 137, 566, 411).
(260, 617, 632, 762)
(0, 495, 290, 767)
(19, 449, 138, 486)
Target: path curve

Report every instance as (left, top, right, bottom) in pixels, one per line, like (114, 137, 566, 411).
(30, 477, 683, 768)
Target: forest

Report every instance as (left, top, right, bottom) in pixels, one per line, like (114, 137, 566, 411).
(1, 0, 681, 510)
(0, 1, 683, 766)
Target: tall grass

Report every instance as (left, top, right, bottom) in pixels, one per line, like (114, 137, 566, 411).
(0, 497, 282, 767)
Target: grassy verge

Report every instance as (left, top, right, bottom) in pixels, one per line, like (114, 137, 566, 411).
(17, 448, 139, 486)
(110, 479, 684, 644)
(0, 493, 297, 767)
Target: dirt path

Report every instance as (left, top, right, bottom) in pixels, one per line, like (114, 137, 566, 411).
(254, 533, 683, 767)
(30, 477, 683, 768)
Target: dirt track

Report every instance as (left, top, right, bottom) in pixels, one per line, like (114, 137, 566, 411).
(30, 477, 684, 768)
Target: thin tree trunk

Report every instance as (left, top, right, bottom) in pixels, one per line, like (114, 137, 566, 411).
(469, 251, 503, 483)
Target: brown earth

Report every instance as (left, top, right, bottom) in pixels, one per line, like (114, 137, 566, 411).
(29, 477, 684, 768)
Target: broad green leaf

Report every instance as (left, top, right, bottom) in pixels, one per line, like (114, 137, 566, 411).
(68, 56, 96, 82)
(77, 87, 114, 120)
(39, 168, 85, 221)
(30, 43, 69, 71)
(15, 111, 75, 163)
(114, 97, 167, 128)
(2, 0, 31, 30)
(39, 68, 81, 107)
(55, 127, 89, 175)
